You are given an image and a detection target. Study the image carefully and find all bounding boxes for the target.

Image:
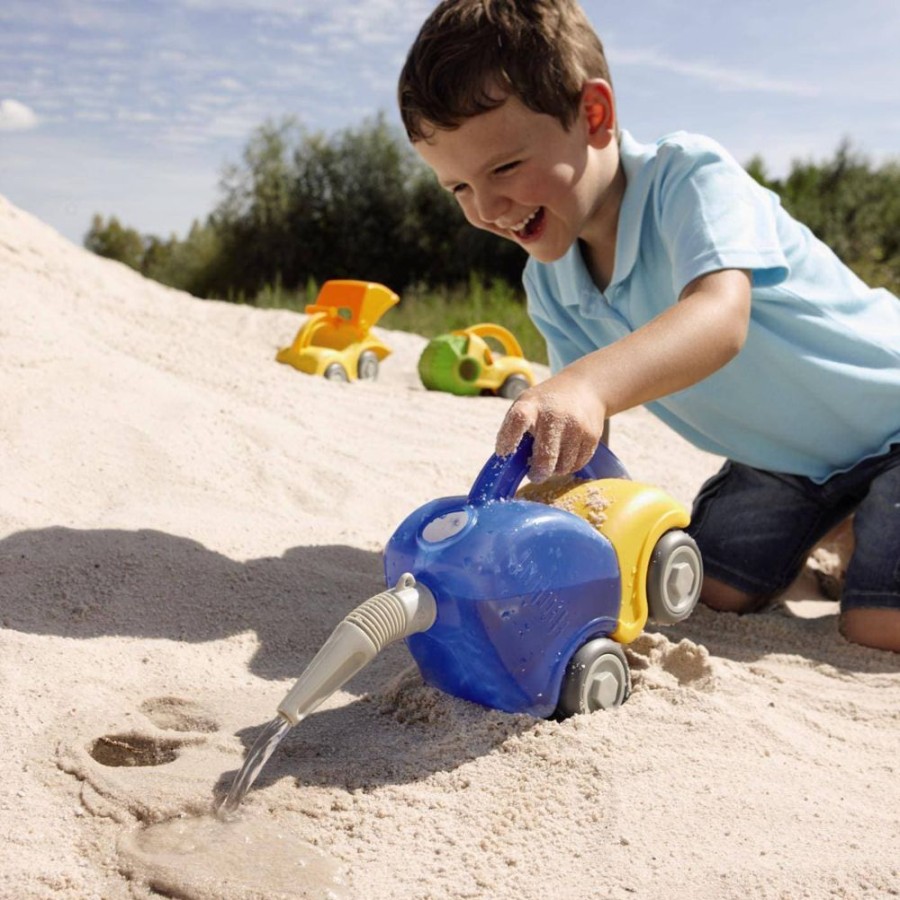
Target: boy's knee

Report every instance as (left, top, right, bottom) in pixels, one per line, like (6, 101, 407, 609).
(839, 608, 900, 653)
(699, 576, 767, 615)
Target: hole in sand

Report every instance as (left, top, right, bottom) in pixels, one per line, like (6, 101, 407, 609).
(89, 734, 184, 767)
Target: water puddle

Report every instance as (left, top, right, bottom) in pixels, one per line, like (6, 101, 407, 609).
(119, 812, 349, 899)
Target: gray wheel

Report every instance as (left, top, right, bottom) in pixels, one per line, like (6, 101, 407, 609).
(357, 350, 380, 381)
(646, 530, 703, 625)
(556, 637, 631, 718)
(498, 374, 530, 400)
(324, 363, 349, 382)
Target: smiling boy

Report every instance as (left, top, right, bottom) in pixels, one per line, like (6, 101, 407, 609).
(398, 0, 900, 652)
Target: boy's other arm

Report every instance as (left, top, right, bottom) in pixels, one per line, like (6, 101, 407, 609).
(496, 269, 752, 481)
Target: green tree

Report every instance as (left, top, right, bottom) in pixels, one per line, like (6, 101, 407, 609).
(210, 119, 298, 296)
(143, 220, 224, 297)
(87, 120, 899, 311)
(208, 115, 525, 298)
(84, 215, 145, 271)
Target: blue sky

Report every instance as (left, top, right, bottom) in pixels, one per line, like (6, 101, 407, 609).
(1, 0, 898, 245)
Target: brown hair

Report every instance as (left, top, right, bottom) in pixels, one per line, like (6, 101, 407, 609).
(398, 0, 613, 142)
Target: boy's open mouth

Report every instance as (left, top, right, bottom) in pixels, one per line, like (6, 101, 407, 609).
(511, 207, 545, 241)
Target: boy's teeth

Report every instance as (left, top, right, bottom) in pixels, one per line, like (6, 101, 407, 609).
(511, 209, 538, 233)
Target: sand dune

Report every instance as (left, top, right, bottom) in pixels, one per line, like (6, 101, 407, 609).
(1, 194, 897, 899)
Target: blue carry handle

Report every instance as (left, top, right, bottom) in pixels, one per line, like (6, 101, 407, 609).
(467, 433, 630, 506)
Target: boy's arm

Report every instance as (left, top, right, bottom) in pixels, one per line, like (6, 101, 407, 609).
(496, 269, 752, 481)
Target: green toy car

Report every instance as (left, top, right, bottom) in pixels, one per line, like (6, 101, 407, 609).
(418, 323, 535, 399)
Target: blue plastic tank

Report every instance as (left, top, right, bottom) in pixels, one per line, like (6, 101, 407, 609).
(383, 436, 630, 717)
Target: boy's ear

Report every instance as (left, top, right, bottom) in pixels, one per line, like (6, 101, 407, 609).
(581, 79, 615, 142)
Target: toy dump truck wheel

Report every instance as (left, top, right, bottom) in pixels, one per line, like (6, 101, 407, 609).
(498, 374, 530, 400)
(556, 638, 631, 717)
(324, 363, 349, 382)
(357, 350, 379, 381)
(646, 530, 703, 625)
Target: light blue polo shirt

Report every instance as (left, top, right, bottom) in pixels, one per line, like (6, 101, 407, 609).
(524, 130, 900, 482)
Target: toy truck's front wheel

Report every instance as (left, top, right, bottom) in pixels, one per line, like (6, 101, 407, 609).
(498, 374, 530, 400)
(555, 638, 631, 718)
(646, 530, 703, 625)
(324, 363, 349, 382)
(357, 350, 380, 380)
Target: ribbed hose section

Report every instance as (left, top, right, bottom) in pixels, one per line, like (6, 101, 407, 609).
(344, 590, 408, 652)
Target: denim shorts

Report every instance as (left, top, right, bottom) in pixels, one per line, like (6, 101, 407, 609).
(686, 444, 900, 611)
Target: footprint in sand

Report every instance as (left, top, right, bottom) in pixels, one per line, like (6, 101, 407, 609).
(85, 697, 219, 770)
(89, 733, 188, 767)
(139, 696, 220, 733)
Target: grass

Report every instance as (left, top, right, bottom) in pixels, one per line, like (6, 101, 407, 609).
(249, 273, 550, 365)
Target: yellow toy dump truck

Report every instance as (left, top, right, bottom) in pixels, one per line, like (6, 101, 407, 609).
(276, 280, 399, 382)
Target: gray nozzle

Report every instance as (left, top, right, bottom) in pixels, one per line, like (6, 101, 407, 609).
(276, 573, 437, 725)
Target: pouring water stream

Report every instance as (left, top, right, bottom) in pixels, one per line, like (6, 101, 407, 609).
(219, 716, 293, 816)
(218, 575, 436, 815)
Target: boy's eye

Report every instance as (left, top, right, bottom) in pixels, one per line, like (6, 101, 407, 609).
(494, 161, 520, 175)
(450, 183, 468, 195)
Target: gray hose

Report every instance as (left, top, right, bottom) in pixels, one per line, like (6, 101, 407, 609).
(277, 574, 436, 725)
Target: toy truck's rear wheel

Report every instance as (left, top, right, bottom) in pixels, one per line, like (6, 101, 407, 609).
(646, 530, 703, 625)
(324, 363, 349, 382)
(556, 638, 631, 718)
(357, 350, 379, 381)
(498, 374, 530, 400)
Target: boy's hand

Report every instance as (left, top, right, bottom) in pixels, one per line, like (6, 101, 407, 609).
(496, 369, 607, 482)
(495, 269, 753, 482)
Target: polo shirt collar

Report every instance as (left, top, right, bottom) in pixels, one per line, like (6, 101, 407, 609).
(556, 129, 656, 309)
(614, 130, 656, 287)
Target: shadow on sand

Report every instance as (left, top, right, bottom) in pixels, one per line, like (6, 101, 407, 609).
(3, 525, 896, 793)
(2, 526, 537, 792)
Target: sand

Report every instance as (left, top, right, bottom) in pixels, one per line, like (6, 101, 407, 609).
(1, 193, 898, 900)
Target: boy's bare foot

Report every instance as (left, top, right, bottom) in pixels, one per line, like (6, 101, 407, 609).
(839, 608, 900, 653)
(807, 516, 855, 600)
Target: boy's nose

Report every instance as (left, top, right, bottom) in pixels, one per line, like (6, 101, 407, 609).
(474, 191, 510, 227)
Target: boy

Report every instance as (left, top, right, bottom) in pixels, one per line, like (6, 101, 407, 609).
(397, 0, 900, 652)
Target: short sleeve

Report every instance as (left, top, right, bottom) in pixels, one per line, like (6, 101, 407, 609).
(654, 136, 789, 296)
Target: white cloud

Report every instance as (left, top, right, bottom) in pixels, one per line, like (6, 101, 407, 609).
(613, 49, 820, 98)
(0, 98, 39, 131)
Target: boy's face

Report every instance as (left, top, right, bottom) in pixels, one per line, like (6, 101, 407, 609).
(414, 84, 620, 264)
